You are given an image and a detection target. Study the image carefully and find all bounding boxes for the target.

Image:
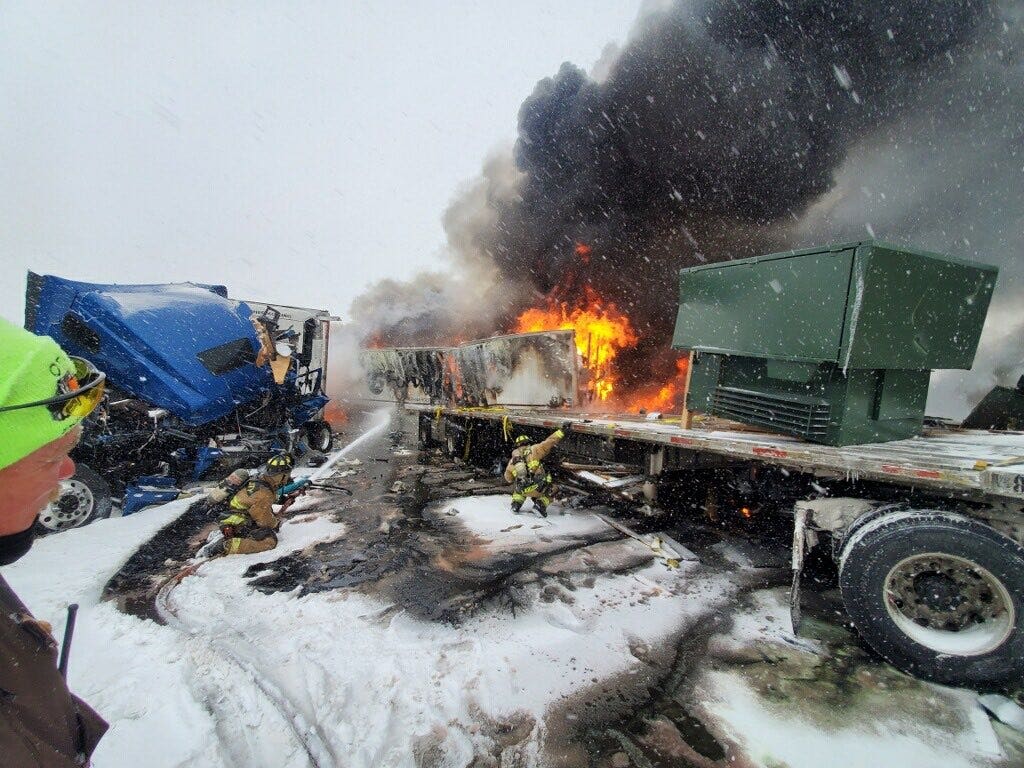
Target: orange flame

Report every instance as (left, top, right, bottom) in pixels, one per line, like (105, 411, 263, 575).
(514, 286, 637, 401)
(624, 356, 690, 413)
(364, 332, 388, 349)
(324, 401, 350, 427)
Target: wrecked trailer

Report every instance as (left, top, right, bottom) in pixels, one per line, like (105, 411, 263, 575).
(359, 346, 448, 404)
(405, 242, 1024, 689)
(358, 329, 578, 408)
(24, 273, 334, 531)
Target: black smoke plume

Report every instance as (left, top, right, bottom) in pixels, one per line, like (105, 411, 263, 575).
(352, 0, 1022, 414)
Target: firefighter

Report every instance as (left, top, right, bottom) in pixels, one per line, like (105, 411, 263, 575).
(0, 318, 108, 766)
(217, 453, 294, 555)
(503, 422, 572, 517)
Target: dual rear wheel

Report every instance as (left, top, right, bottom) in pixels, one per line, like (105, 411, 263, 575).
(36, 463, 113, 534)
(839, 510, 1023, 687)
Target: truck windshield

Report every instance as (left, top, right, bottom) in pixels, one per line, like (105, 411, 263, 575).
(196, 338, 256, 375)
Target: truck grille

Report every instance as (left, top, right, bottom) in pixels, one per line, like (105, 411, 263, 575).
(711, 386, 831, 440)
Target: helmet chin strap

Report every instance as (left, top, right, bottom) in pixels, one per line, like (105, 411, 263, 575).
(0, 526, 36, 566)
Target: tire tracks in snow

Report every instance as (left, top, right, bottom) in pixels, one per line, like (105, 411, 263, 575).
(153, 407, 394, 768)
(156, 542, 337, 767)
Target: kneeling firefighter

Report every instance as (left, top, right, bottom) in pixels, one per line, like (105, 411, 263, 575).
(218, 453, 294, 555)
(503, 422, 572, 517)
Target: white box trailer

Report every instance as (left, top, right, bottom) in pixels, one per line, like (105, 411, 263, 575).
(358, 330, 579, 407)
(242, 300, 335, 396)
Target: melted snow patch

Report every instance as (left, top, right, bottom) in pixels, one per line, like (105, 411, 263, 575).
(698, 672, 1003, 768)
(434, 493, 610, 543)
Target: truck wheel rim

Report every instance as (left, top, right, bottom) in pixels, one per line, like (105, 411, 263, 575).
(38, 480, 95, 531)
(884, 552, 1014, 657)
(314, 425, 331, 451)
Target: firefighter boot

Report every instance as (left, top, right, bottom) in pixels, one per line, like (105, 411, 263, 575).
(511, 499, 524, 515)
(533, 499, 549, 518)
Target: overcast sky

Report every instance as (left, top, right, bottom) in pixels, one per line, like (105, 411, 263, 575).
(0, 2, 642, 323)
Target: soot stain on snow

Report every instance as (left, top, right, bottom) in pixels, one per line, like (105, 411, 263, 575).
(242, 449, 627, 623)
(545, 565, 792, 767)
(704, 588, 975, 738)
(233, 411, 640, 623)
(102, 496, 222, 621)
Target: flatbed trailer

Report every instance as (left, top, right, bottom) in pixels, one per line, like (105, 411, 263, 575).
(411, 405, 1024, 503)
(411, 403, 1024, 689)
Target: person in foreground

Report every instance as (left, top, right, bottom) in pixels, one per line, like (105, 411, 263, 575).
(0, 317, 109, 767)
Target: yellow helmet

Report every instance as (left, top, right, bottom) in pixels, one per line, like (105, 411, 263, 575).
(514, 434, 530, 445)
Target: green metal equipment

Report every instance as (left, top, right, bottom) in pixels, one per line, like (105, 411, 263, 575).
(673, 241, 998, 445)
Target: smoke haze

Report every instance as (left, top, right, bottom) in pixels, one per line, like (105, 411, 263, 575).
(352, 0, 1023, 416)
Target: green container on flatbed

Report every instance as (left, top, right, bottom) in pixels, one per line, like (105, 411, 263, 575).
(673, 241, 998, 445)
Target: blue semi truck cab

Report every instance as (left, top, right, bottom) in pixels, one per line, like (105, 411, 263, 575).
(25, 273, 335, 531)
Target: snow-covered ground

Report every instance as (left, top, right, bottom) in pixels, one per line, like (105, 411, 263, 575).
(156, 505, 714, 766)
(693, 589, 1006, 768)
(6, 496, 718, 766)
(3, 411, 1018, 767)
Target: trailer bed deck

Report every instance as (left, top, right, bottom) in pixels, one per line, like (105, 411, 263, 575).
(409, 404, 1024, 502)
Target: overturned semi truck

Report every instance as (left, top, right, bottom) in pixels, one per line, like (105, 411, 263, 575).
(25, 273, 335, 532)
(399, 241, 1024, 688)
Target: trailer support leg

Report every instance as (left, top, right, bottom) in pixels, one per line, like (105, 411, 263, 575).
(790, 506, 811, 634)
(642, 448, 664, 505)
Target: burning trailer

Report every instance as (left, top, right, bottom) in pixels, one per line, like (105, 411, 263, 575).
(400, 240, 1024, 689)
(24, 273, 335, 531)
(358, 329, 579, 408)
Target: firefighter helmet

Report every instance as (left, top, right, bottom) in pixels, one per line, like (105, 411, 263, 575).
(514, 434, 530, 445)
(266, 453, 294, 472)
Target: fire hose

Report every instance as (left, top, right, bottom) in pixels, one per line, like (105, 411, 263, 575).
(276, 479, 352, 514)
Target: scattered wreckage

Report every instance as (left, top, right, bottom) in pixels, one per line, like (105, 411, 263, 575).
(24, 273, 335, 531)
(364, 241, 1024, 688)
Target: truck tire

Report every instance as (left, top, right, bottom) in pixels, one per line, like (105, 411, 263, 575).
(36, 463, 114, 534)
(834, 502, 903, 555)
(839, 509, 1024, 687)
(305, 420, 334, 453)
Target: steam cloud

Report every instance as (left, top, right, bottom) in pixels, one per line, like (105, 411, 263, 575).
(348, 0, 1023, 416)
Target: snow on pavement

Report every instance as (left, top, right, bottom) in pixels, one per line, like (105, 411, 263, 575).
(698, 672, 1003, 768)
(160, 496, 724, 766)
(3, 405, 1013, 767)
(433, 494, 612, 542)
(692, 588, 1007, 768)
(5, 499, 353, 768)
(5, 495, 199, 620)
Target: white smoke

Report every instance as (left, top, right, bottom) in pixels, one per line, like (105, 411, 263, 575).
(794, 5, 1024, 417)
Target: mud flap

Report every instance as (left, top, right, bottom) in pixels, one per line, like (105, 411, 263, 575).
(790, 506, 810, 634)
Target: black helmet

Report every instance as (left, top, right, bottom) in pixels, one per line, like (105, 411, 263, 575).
(266, 453, 294, 473)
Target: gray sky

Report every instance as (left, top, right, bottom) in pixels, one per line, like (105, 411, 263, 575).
(0, 1, 641, 323)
